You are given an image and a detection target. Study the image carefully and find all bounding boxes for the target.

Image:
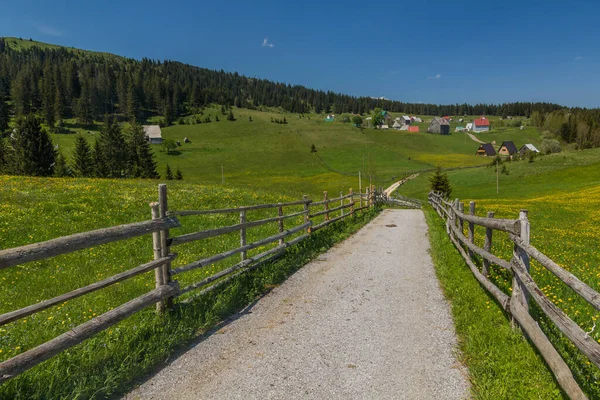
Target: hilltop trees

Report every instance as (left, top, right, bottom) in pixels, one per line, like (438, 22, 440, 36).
(98, 116, 127, 178)
(0, 95, 8, 133)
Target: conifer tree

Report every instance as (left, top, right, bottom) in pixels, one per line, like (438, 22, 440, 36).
(429, 166, 452, 198)
(0, 95, 8, 133)
(128, 121, 159, 179)
(165, 164, 174, 180)
(11, 115, 56, 176)
(175, 167, 183, 180)
(227, 110, 235, 121)
(92, 138, 108, 178)
(98, 116, 127, 178)
(54, 152, 71, 177)
(71, 135, 94, 177)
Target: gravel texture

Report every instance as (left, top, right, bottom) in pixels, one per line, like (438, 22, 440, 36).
(125, 209, 469, 400)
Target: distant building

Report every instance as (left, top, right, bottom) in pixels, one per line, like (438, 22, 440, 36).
(380, 124, 389, 130)
(497, 141, 518, 156)
(143, 125, 163, 144)
(465, 122, 474, 131)
(427, 117, 450, 135)
(413, 117, 423, 123)
(408, 126, 420, 132)
(455, 126, 465, 132)
(402, 116, 411, 125)
(476, 143, 496, 157)
(519, 144, 540, 156)
(392, 121, 403, 130)
(442, 116, 450, 121)
(325, 114, 335, 122)
(473, 116, 490, 132)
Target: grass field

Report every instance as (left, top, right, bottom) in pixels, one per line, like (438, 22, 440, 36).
(0, 175, 379, 398)
(400, 148, 600, 396)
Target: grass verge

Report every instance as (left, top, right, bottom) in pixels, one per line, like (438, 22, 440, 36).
(423, 206, 565, 399)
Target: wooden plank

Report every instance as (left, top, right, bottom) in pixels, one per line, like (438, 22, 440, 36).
(168, 199, 312, 216)
(312, 193, 353, 206)
(178, 233, 309, 296)
(240, 210, 247, 261)
(511, 235, 600, 312)
(512, 258, 600, 369)
(350, 189, 354, 215)
(0, 217, 180, 270)
(510, 300, 587, 399)
(449, 222, 512, 270)
(340, 191, 345, 217)
(324, 191, 329, 220)
(468, 201, 475, 258)
(0, 255, 175, 327)
(170, 211, 306, 246)
(448, 234, 510, 311)
(312, 213, 349, 232)
(0, 283, 179, 384)
(453, 209, 520, 235)
(309, 202, 354, 218)
(158, 184, 173, 309)
(303, 195, 311, 233)
(172, 222, 311, 275)
(278, 205, 284, 246)
(458, 202, 465, 234)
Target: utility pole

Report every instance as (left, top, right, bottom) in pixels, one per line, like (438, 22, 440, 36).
(359, 171, 362, 195)
(496, 159, 499, 194)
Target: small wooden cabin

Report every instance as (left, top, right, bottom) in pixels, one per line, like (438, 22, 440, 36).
(498, 141, 518, 156)
(476, 143, 496, 157)
(143, 125, 163, 144)
(427, 117, 450, 135)
(473, 117, 490, 132)
(519, 144, 540, 156)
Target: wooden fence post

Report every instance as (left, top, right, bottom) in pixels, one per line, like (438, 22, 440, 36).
(512, 210, 531, 312)
(359, 188, 363, 208)
(483, 211, 494, 276)
(240, 210, 247, 261)
(340, 191, 344, 217)
(366, 187, 370, 208)
(304, 195, 311, 233)
(349, 188, 354, 216)
(458, 202, 465, 235)
(278, 204, 284, 246)
(150, 202, 165, 313)
(158, 184, 173, 308)
(468, 201, 475, 258)
(324, 191, 329, 221)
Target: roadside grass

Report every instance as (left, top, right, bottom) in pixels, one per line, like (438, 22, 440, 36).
(0, 175, 378, 398)
(424, 207, 565, 399)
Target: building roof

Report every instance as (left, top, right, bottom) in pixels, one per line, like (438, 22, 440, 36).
(521, 144, 539, 152)
(466, 122, 473, 129)
(408, 126, 419, 132)
(442, 116, 450, 120)
(474, 117, 490, 126)
(143, 125, 162, 139)
(402, 115, 411, 121)
(478, 143, 496, 156)
(392, 121, 402, 128)
(499, 141, 518, 154)
(431, 117, 449, 126)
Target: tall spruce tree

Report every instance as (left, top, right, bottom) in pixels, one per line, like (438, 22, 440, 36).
(175, 167, 183, 180)
(92, 138, 108, 177)
(54, 152, 71, 177)
(71, 135, 94, 177)
(98, 116, 127, 178)
(165, 164, 173, 180)
(0, 95, 9, 133)
(11, 115, 56, 176)
(429, 166, 452, 198)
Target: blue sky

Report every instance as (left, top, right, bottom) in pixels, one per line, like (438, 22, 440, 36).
(1, 0, 599, 107)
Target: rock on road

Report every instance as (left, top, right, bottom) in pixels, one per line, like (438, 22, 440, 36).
(126, 210, 469, 400)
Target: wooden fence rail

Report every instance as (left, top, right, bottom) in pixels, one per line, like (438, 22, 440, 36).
(429, 191, 595, 399)
(0, 184, 380, 384)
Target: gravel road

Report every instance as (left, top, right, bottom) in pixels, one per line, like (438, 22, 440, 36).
(125, 209, 469, 400)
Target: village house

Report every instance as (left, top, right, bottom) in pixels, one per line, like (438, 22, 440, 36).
(473, 116, 490, 132)
(412, 117, 423, 123)
(427, 117, 450, 135)
(519, 144, 540, 157)
(392, 120, 403, 130)
(475, 143, 496, 157)
(465, 122, 474, 131)
(408, 126, 419, 132)
(402, 116, 411, 125)
(497, 141, 518, 157)
(143, 125, 163, 144)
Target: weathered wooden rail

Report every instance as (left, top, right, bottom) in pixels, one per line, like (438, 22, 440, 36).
(429, 191, 598, 399)
(0, 184, 380, 383)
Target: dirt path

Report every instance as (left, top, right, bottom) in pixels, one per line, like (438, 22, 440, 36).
(383, 173, 420, 197)
(125, 210, 469, 400)
(465, 132, 485, 144)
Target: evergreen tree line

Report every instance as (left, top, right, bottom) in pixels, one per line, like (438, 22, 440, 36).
(0, 114, 160, 179)
(530, 109, 600, 149)
(0, 38, 593, 132)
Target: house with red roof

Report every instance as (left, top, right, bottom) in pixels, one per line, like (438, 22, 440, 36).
(408, 126, 419, 132)
(473, 116, 490, 132)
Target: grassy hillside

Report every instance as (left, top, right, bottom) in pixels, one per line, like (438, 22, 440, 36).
(47, 106, 543, 198)
(399, 148, 600, 396)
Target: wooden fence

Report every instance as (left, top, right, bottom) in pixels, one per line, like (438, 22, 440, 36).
(429, 191, 599, 399)
(0, 184, 380, 383)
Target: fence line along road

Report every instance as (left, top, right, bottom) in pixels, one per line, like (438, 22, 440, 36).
(0, 184, 381, 384)
(429, 191, 597, 399)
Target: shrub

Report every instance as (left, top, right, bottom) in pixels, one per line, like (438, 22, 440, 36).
(429, 166, 452, 198)
(541, 139, 562, 154)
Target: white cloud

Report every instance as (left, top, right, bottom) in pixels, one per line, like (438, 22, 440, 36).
(33, 23, 64, 37)
(262, 37, 274, 48)
(575, 56, 583, 61)
(427, 73, 442, 80)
